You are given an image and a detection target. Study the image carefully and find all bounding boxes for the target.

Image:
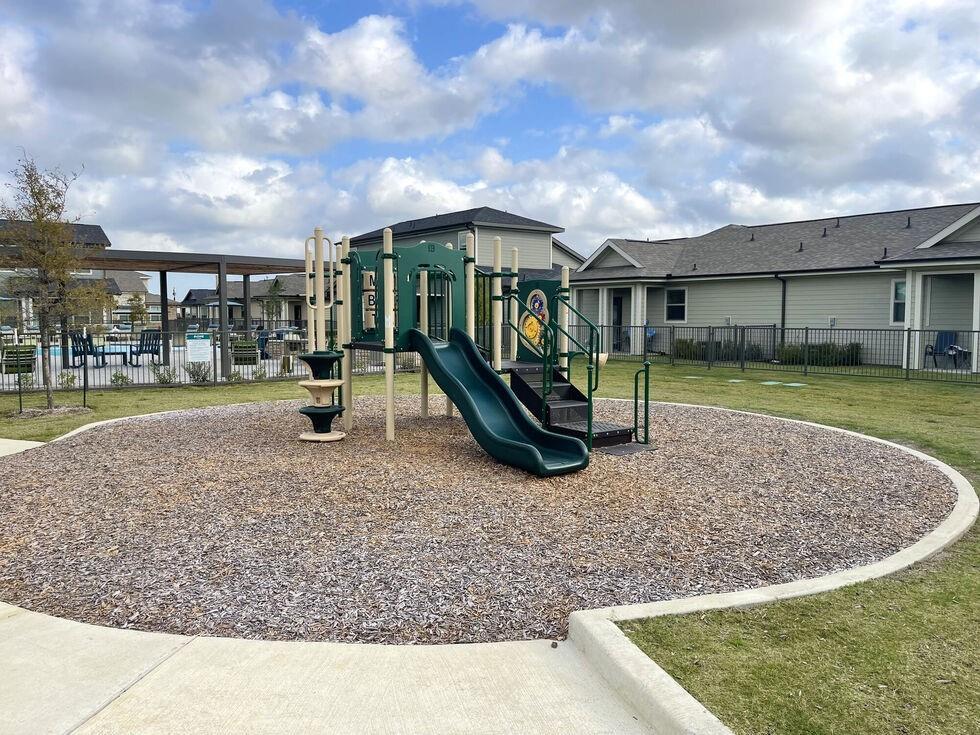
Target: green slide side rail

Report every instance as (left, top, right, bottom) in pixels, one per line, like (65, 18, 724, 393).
(408, 327, 589, 477)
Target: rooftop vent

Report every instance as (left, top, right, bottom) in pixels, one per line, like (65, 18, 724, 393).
(750, 231, 755, 241)
(835, 217, 840, 228)
(822, 226, 827, 237)
(798, 241, 804, 252)
(906, 216, 912, 229)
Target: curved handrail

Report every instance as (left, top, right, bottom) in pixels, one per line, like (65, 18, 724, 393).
(554, 296, 601, 392)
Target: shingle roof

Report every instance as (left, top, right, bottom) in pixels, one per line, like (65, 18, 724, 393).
(351, 207, 563, 243)
(0, 219, 112, 247)
(573, 203, 980, 281)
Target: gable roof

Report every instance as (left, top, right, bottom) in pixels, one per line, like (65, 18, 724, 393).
(351, 206, 563, 244)
(573, 202, 980, 282)
(0, 219, 112, 247)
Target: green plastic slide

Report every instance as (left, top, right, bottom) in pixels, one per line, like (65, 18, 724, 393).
(408, 327, 589, 477)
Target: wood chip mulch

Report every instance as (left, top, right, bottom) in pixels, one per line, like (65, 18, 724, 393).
(0, 397, 957, 644)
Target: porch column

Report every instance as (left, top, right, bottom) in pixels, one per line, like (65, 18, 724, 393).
(631, 284, 646, 355)
(973, 270, 980, 373)
(242, 274, 252, 335)
(159, 270, 171, 366)
(910, 271, 926, 370)
(597, 286, 609, 353)
(217, 258, 230, 378)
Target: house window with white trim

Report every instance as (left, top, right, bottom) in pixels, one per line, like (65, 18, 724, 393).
(457, 231, 468, 250)
(890, 279, 906, 325)
(665, 288, 687, 322)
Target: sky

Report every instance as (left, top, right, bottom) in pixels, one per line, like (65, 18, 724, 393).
(1, 0, 979, 298)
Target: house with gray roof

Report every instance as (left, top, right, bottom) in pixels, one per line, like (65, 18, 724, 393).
(572, 203, 980, 371)
(350, 206, 583, 272)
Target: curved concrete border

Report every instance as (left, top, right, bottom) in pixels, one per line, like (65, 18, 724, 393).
(1, 400, 976, 735)
(568, 400, 979, 735)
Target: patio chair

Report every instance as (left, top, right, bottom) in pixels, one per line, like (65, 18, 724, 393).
(69, 331, 105, 367)
(231, 338, 260, 366)
(0, 342, 36, 375)
(256, 330, 271, 359)
(129, 329, 162, 367)
(924, 330, 970, 369)
(644, 327, 657, 353)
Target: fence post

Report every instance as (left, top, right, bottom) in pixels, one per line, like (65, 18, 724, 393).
(212, 336, 218, 385)
(803, 326, 810, 376)
(82, 347, 88, 408)
(739, 326, 746, 371)
(707, 326, 714, 368)
(16, 337, 23, 414)
(904, 328, 912, 380)
(669, 326, 675, 366)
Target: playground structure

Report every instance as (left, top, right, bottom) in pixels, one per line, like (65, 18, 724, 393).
(297, 226, 652, 475)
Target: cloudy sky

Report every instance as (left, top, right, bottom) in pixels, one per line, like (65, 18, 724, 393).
(2, 0, 979, 296)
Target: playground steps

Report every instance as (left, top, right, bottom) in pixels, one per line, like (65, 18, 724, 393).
(508, 367, 634, 448)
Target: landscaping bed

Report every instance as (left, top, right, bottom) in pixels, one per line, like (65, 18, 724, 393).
(0, 397, 957, 644)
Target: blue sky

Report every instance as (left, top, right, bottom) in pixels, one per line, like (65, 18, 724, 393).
(1, 0, 979, 299)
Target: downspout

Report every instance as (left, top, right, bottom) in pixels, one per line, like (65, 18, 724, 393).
(774, 273, 787, 346)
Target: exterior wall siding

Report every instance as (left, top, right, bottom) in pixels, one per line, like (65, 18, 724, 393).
(926, 274, 974, 329)
(577, 288, 599, 323)
(784, 272, 899, 329)
(591, 249, 634, 268)
(552, 245, 582, 269)
(477, 227, 552, 269)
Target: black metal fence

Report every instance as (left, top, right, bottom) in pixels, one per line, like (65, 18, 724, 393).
(3, 324, 977, 395)
(591, 324, 979, 384)
(0, 328, 421, 395)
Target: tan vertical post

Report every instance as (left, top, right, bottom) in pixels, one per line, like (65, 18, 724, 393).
(445, 241, 454, 417)
(341, 236, 354, 431)
(419, 268, 429, 419)
(509, 247, 519, 362)
(492, 236, 502, 372)
(304, 236, 315, 353)
(465, 232, 475, 339)
(559, 266, 570, 375)
(314, 227, 326, 351)
(383, 228, 395, 441)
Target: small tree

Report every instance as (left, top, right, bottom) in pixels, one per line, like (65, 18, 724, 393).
(0, 155, 113, 409)
(126, 293, 149, 324)
(263, 278, 284, 324)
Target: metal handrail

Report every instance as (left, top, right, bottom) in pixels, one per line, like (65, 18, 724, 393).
(554, 296, 601, 392)
(507, 296, 554, 416)
(633, 360, 650, 444)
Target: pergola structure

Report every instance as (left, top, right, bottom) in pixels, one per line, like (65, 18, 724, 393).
(0, 247, 305, 377)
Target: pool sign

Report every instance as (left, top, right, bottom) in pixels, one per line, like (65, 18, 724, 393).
(186, 332, 212, 362)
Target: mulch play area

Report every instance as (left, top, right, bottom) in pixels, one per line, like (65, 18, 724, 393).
(0, 398, 957, 644)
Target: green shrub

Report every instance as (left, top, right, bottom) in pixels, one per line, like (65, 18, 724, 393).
(185, 361, 212, 384)
(775, 341, 862, 366)
(149, 364, 179, 385)
(110, 370, 131, 386)
(226, 370, 243, 384)
(252, 364, 268, 381)
(57, 371, 76, 388)
(672, 338, 701, 360)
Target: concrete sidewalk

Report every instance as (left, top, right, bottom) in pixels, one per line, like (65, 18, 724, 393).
(0, 603, 649, 735)
(0, 438, 43, 457)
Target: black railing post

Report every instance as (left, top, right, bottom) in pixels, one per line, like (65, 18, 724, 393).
(669, 326, 675, 366)
(739, 326, 746, 371)
(707, 326, 714, 368)
(212, 336, 218, 385)
(803, 326, 810, 376)
(82, 347, 88, 408)
(16, 339, 23, 414)
(905, 328, 912, 380)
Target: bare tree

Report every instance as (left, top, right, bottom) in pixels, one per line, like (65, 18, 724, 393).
(1, 155, 112, 409)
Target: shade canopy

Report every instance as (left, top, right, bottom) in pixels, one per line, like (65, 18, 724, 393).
(0, 247, 305, 276)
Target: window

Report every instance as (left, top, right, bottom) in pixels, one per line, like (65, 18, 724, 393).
(890, 279, 906, 325)
(665, 288, 687, 322)
(457, 231, 468, 251)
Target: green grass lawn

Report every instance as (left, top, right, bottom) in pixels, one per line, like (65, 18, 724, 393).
(1, 362, 978, 733)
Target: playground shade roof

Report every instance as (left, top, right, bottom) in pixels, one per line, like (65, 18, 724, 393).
(351, 206, 564, 244)
(0, 247, 305, 276)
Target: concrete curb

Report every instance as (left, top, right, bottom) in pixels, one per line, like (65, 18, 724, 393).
(569, 399, 979, 735)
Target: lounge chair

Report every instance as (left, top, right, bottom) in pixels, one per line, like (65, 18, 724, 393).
(69, 331, 105, 367)
(0, 342, 36, 375)
(129, 329, 162, 367)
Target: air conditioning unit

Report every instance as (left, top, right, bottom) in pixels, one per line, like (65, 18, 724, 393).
(723, 316, 733, 326)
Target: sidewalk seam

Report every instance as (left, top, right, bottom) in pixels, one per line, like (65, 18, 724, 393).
(65, 635, 199, 735)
